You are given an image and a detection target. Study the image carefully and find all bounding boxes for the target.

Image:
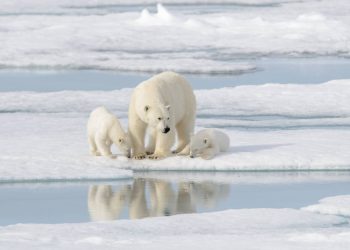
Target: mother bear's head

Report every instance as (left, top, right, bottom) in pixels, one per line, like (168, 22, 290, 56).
(144, 104, 171, 134)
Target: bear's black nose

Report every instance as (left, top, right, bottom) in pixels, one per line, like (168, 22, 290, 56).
(163, 127, 170, 134)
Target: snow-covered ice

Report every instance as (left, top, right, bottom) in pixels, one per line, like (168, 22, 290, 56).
(0, 204, 349, 250)
(1, 80, 350, 180)
(0, 113, 132, 182)
(303, 195, 350, 217)
(0, 1, 350, 73)
(1, 79, 350, 118)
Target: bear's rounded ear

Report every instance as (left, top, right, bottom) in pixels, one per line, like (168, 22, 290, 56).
(203, 138, 208, 144)
(144, 105, 150, 112)
(165, 105, 171, 111)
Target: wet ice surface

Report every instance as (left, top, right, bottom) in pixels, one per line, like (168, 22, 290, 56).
(1, 172, 350, 226)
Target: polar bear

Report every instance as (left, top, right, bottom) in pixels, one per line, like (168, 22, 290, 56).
(128, 71, 196, 159)
(87, 106, 131, 158)
(189, 129, 230, 160)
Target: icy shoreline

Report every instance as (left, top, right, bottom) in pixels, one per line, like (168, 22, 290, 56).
(1, 195, 349, 250)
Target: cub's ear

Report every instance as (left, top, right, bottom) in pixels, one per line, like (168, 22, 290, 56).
(165, 105, 171, 111)
(203, 138, 208, 144)
(144, 105, 150, 112)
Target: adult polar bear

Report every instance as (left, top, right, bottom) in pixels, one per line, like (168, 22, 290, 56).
(128, 71, 196, 159)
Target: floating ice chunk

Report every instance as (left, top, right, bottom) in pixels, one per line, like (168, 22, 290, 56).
(302, 195, 350, 217)
(156, 3, 173, 22)
(135, 4, 176, 26)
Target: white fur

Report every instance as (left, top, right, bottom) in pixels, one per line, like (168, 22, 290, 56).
(128, 71, 196, 159)
(87, 106, 131, 158)
(189, 129, 230, 160)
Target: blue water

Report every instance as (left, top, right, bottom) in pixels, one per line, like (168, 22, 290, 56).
(1, 58, 350, 92)
(1, 172, 350, 226)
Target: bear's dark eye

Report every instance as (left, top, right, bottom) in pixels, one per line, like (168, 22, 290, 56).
(167, 117, 170, 120)
(158, 117, 162, 121)
(119, 139, 122, 143)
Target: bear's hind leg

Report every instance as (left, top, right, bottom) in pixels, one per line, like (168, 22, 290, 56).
(96, 135, 115, 158)
(88, 136, 101, 156)
(200, 146, 219, 160)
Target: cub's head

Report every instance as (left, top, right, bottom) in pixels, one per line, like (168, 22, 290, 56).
(189, 134, 210, 158)
(144, 104, 172, 134)
(115, 133, 132, 158)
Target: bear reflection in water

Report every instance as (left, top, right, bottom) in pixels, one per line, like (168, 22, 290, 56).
(88, 179, 229, 221)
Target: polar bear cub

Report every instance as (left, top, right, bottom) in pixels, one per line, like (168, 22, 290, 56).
(189, 129, 230, 160)
(87, 106, 131, 158)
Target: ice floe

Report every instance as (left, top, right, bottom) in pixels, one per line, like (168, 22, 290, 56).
(0, 205, 348, 249)
(0, 1, 350, 73)
(1, 80, 350, 180)
(303, 195, 350, 217)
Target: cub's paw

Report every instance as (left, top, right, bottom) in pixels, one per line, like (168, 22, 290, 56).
(133, 153, 146, 160)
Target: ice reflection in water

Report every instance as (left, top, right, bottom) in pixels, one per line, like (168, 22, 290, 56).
(88, 178, 229, 221)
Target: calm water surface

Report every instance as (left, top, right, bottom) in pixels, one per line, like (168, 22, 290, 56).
(1, 172, 350, 226)
(1, 58, 350, 91)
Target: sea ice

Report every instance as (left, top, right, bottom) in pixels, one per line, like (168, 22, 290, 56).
(1, 80, 350, 181)
(0, 205, 348, 250)
(0, 1, 350, 73)
(303, 195, 350, 217)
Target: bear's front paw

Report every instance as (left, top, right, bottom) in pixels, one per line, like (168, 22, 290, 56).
(148, 154, 165, 160)
(133, 153, 146, 160)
